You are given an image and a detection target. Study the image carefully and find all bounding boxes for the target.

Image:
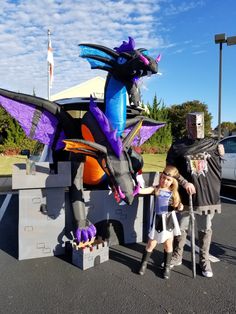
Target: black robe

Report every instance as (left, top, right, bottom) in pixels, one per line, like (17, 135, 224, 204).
(166, 137, 222, 214)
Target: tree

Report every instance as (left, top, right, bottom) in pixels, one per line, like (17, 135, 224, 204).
(0, 106, 10, 131)
(216, 121, 236, 135)
(167, 100, 212, 140)
(0, 87, 43, 154)
(0, 105, 42, 154)
(0, 106, 10, 144)
(143, 95, 172, 152)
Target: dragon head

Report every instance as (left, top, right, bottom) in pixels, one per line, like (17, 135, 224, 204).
(113, 36, 159, 82)
(79, 37, 161, 111)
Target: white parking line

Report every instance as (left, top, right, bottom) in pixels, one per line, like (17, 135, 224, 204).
(220, 196, 236, 203)
(186, 239, 220, 263)
(0, 193, 12, 221)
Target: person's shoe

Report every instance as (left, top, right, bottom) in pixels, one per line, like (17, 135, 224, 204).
(138, 251, 151, 275)
(202, 270, 213, 278)
(163, 266, 171, 279)
(170, 255, 182, 269)
(163, 252, 172, 280)
(201, 261, 213, 278)
(138, 261, 148, 275)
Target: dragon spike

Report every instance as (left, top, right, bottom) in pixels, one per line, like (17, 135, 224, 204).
(112, 128, 118, 138)
(89, 96, 123, 157)
(128, 36, 135, 49)
(114, 36, 135, 53)
(156, 54, 161, 63)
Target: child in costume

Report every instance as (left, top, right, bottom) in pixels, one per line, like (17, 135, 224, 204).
(138, 165, 183, 279)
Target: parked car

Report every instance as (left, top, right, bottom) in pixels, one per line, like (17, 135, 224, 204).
(219, 135, 236, 184)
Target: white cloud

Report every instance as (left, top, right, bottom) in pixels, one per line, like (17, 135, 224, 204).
(193, 50, 206, 55)
(0, 0, 202, 99)
(164, 0, 204, 16)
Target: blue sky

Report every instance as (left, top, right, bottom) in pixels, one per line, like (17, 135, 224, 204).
(0, 0, 235, 128)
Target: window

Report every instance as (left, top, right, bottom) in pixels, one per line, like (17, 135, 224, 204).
(221, 137, 236, 154)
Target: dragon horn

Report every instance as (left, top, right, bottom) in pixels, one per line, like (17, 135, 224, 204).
(156, 54, 161, 63)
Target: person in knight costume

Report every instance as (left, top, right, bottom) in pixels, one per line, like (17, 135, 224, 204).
(166, 112, 224, 278)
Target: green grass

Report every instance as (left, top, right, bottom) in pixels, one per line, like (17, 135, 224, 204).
(142, 153, 166, 173)
(0, 153, 166, 176)
(0, 155, 27, 176)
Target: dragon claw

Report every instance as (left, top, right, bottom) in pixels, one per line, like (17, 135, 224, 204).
(75, 224, 97, 244)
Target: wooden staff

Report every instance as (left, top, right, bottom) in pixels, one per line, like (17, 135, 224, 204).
(189, 193, 196, 278)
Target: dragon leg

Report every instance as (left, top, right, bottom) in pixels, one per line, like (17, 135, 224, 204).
(69, 159, 97, 244)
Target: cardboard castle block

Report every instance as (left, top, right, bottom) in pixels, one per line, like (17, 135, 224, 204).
(12, 162, 71, 260)
(72, 241, 109, 270)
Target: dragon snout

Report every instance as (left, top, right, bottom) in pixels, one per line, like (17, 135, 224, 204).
(113, 185, 135, 205)
(114, 183, 140, 205)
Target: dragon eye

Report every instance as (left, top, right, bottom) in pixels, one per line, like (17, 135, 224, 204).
(117, 57, 127, 65)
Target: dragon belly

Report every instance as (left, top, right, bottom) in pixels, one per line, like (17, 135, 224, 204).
(83, 156, 105, 185)
(81, 124, 106, 186)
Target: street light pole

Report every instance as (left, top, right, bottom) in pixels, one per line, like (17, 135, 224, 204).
(215, 34, 236, 140)
(215, 34, 226, 140)
(218, 41, 223, 141)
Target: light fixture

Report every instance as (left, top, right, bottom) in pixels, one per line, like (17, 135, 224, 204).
(214, 33, 236, 140)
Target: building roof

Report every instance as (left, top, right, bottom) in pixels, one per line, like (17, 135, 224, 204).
(50, 76, 105, 101)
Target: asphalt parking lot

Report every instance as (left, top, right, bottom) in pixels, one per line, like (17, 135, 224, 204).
(0, 190, 236, 314)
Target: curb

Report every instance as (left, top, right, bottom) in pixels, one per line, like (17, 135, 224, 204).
(0, 176, 12, 193)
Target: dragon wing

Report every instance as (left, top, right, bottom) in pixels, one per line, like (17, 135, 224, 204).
(63, 139, 107, 158)
(0, 89, 76, 150)
(123, 117, 166, 147)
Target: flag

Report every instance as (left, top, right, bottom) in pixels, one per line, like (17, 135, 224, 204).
(47, 37, 54, 88)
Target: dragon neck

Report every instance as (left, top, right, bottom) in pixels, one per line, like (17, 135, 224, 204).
(105, 75, 128, 137)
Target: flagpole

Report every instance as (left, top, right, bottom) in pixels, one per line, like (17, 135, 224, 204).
(47, 29, 51, 100)
(41, 29, 54, 163)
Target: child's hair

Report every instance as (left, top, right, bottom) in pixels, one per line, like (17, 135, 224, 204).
(156, 165, 181, 207)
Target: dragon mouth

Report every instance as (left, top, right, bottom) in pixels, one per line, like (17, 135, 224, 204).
(112, 184, 127, 204)
(113, 185, 125, 204)
(117, 186, 125, 199)
(113, 183, 140, 204)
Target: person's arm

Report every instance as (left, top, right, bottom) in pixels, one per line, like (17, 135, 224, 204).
(167, 142, 196, 194)
(177, 174, 196, 194)
(138, 186, 155, 195)
(218, 144, 225, 156)
(171, 200, 184, 211)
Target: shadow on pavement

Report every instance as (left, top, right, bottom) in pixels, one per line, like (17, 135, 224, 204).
(0, 194, 18, 259)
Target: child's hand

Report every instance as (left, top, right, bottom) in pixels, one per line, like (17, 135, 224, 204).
(178, 203, 184, 211)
